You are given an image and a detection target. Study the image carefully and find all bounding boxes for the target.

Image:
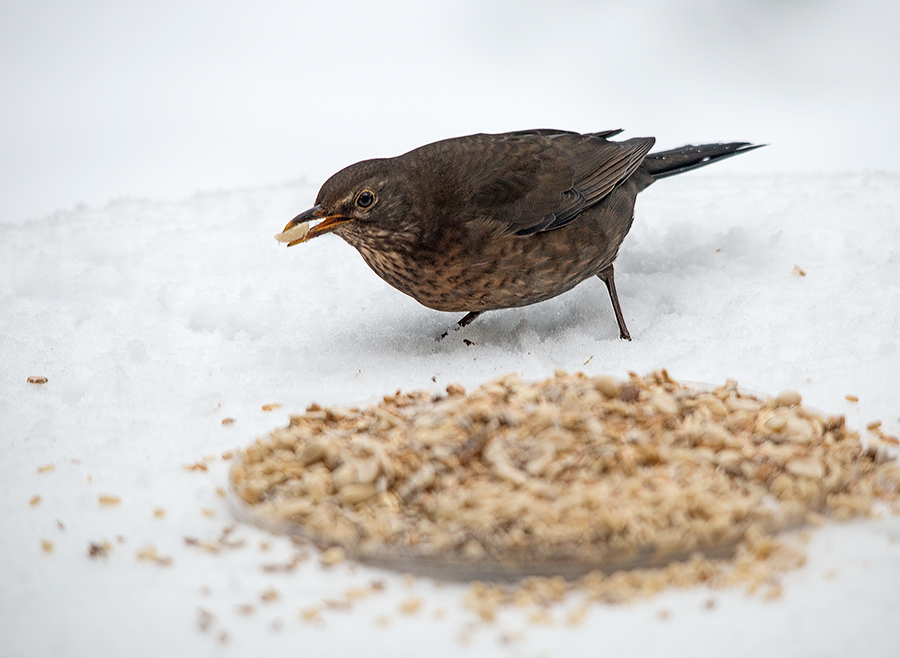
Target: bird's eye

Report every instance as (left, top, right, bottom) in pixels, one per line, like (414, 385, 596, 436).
(355, 190, 376, 209)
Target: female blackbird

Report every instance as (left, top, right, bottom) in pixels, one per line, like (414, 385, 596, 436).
(281, 129, 760, 339)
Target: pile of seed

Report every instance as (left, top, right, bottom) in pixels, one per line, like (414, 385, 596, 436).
(231, 370, 899, 582)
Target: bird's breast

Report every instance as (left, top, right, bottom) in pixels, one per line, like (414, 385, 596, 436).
(349, 213, 628, 314)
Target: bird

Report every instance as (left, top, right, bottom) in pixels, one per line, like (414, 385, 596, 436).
(279, 129, 761, 339)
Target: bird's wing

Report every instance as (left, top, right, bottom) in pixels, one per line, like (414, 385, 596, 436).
(459, 132, 655, 237)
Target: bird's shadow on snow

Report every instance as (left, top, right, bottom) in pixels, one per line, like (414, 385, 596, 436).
(297, 282, 628, 369)
(284, 215, 780, 369)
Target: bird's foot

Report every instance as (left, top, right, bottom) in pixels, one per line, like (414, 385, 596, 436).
(437, 311, 482, 341)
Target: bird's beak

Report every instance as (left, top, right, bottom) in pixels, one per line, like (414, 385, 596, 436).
(278, 205, 352, 247)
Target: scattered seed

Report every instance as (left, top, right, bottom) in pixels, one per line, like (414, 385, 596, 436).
(262, 403, 282, 412)
(566, 606, 588, 625)
(98, 494, 121, 506)
(221, 418, 236, 425)
(398, 598, 423, 615)
(37, 464, 55, 474)
(845, 395, 859, 403)
(29, 495, 42, 506)
(339, 483, 377, 505)
(134, 544, 173, 565)
(785, 457, 825, 479)
(319, 546, 346, 567)
(791, 265, 807, 278)
(153, 507, 166, 518)
(232, 370, 900, 605)
(774, 390, 802, 407)
(804, 511, 827, 527)
(345, 586, 371, 601)
(763, 584, 784, 600)
(650, 389, 679, 417)
(529, 609, 553, 625)
(299, 607, 321, 622)
(197, 608, 216, 633)
(27, 376, 48, 384)
(867, 420, 882, 431)
(618, 382, 640, 402)
(89, 541, 111, 558)
(446, 383, 466, 396)
(261, 552, 306, 573)
(41, 540, 54, 553)
(136, 545, 159, 560)
(260, 587, 280, 603)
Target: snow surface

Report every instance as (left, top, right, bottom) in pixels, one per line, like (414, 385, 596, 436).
(3, 1, 900, 655)
(2, 169, 899, 658)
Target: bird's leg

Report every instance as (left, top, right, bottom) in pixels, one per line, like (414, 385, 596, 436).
(457, 311, 481, 328)
(437, 311, 482, 340)
(597, 265, 631, 341)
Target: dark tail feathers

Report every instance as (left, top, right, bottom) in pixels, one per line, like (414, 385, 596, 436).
(642, 142, 763, 179)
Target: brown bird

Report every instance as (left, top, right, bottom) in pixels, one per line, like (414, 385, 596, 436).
(280, 129, 760, 339)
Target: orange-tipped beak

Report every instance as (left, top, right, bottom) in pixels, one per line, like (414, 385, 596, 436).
(280, 205, 352, 247)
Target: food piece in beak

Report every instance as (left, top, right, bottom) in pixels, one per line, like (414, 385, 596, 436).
(274, 222, 310, 244)
(276, 205, 352, 247)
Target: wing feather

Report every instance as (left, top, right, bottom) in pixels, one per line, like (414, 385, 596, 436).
(406, 130, 654, 237)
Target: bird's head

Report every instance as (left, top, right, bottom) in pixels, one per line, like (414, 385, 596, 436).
(279, 158, 413, 248)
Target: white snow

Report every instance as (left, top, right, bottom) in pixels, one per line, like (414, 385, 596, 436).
(3, 170, 899, 657)
(2, 1, 900, 656)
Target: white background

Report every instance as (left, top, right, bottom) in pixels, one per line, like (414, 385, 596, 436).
(2, 2, 899, 657)
(2, 0, 899, 224)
